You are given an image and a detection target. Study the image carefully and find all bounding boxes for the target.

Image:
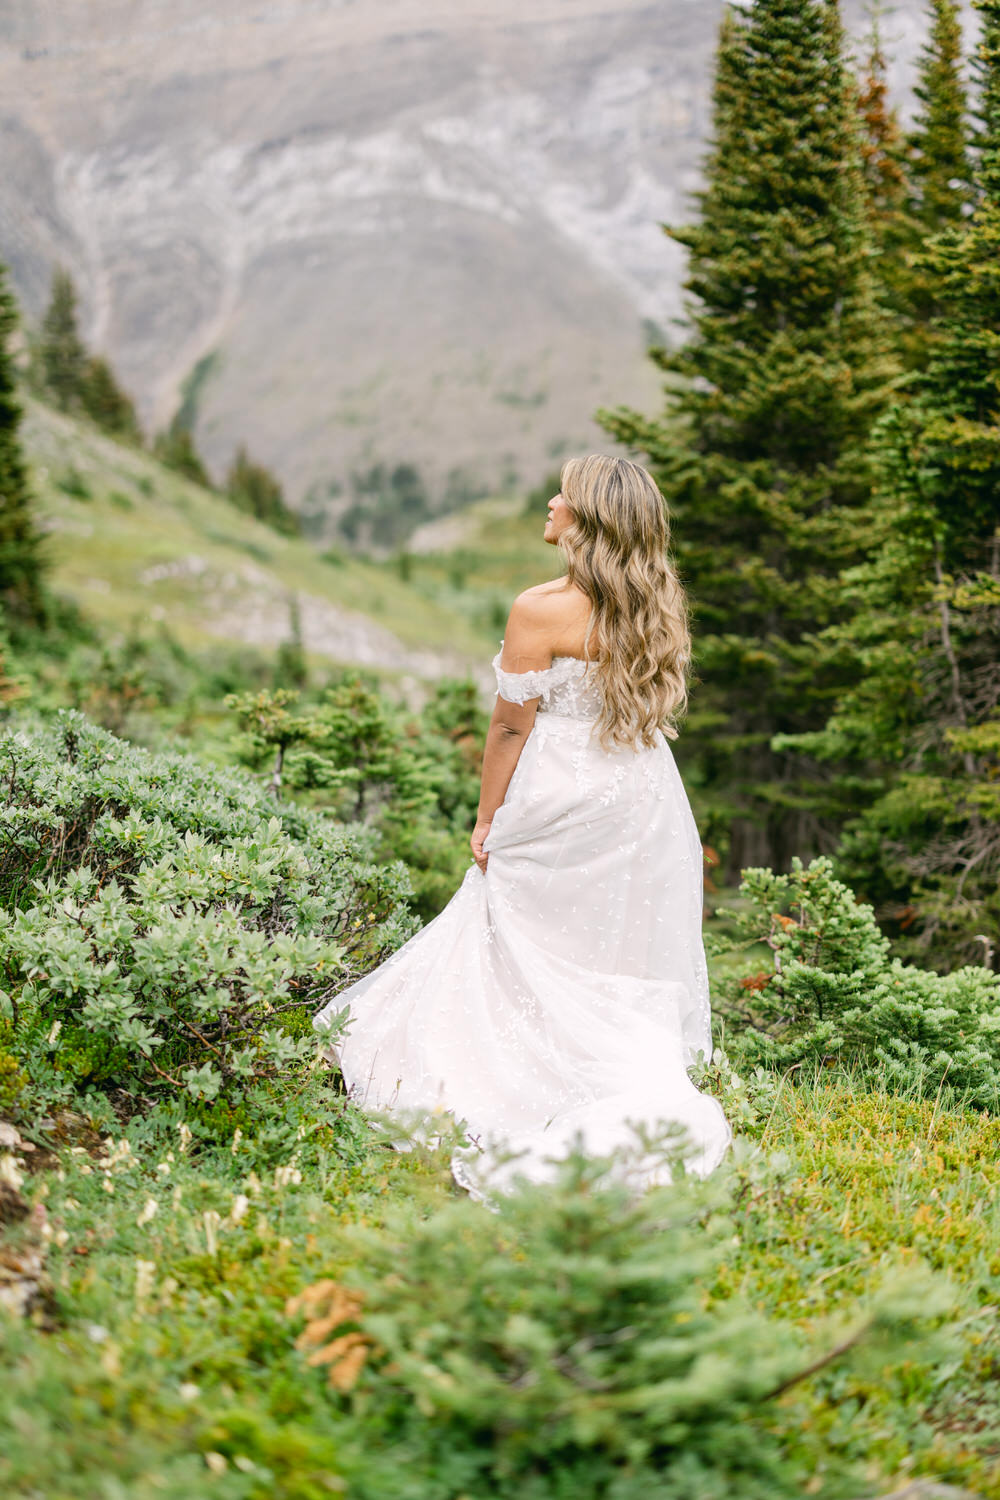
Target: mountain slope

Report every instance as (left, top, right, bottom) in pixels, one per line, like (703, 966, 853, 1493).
(23, 397, 495, 680)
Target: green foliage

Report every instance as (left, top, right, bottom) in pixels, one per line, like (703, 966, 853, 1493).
(0, 263, 46, 626)
(782, 2, 1000, 966)
(0, 712, 415, 1124)
(895, 0, 976, 368)
(2, 1070, 996, 1499)
(284, 1140, 957, 1500)
(34, 266, 87, 412)
(79, 354, 143, 443)
(228, 673, 487, 923)
(31, 266, 142, 442)
(338, 462, 431, 551)
(714, 857, 1000, 1106)
(856, 13, 913, 337)
(226, 445, 301, 537)
(909, 0, 975, 228)
(598, 0, 898, 877)
(153, 419, 213, 487)
(0, 1018, 27, 1112)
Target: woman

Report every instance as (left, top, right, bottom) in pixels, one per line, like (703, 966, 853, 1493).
(314, 454, 731, 1197)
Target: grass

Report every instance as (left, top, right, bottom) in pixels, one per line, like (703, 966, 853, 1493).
(380, 496, 558, 645)
(22, 400, 495, 671)
(2, 1071, 999, 1498)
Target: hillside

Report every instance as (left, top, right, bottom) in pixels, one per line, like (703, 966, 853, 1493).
(0, 0, 960, 532)
(23, 397, 510, 682)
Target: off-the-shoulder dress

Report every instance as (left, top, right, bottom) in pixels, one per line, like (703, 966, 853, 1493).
(314, 644, 731, 1198)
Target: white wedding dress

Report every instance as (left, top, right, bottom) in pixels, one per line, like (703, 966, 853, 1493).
(313, 648, 731, 1197)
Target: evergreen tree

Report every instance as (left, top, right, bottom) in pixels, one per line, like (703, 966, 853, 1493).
(789, 0, 1000, 967)
(599, 0, 898, 875)
(153, 418, 212, 488)
(0, 264, 45, 625)
(902, 0, 975, 365)
(226, 445, 300, 535)
(79, 354, 142, 443)
(857, 11, 908, 227)
(855, 10, 911, 331)
(36, 266, 87, 411)
(909, 0, 975, 227)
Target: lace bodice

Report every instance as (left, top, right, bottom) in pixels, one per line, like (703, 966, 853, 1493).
(492, 645, 604, 721)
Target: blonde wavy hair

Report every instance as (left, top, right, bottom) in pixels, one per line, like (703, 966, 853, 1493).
(558, 454, 691, 750)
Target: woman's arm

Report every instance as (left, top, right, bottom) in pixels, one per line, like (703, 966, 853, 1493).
(470, 593, 556, 872)
(471, 697, 539, 870)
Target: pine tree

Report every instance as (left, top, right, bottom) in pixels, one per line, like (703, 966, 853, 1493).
(790, 0, 1000, 966)
(902, 0, 975, 365)
(36, 266, 87, 411)
(909, 0, 975, 227)
(226, 445, 300, 535)
(0, 264, 45, 625)
(153, 419, 212, 488)
(856, 9, 911, 331)
(79, 354, 142, 443)
(599, 0, 898, 875)
(857, 11, 908, 226)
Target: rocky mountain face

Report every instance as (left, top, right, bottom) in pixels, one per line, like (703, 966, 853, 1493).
(0, 0, 966, 536)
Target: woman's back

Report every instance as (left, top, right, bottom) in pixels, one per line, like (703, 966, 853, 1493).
(313, 454, 730, 1201)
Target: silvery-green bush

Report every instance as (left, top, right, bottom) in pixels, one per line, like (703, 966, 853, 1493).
(715, 858, 1000, 1107)
(0, 711, 415, 1121)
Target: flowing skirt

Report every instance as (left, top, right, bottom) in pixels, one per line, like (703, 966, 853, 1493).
(313, 713, 731, 1196)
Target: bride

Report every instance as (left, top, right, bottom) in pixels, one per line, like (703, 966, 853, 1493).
(314, 453, 731, 1196)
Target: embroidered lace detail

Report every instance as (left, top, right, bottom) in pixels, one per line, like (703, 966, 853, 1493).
(492, 642, 604, 721)
(314, 637, 730, 1201)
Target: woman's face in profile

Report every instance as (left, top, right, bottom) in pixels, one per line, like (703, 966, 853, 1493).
(543, 489, 574, 546)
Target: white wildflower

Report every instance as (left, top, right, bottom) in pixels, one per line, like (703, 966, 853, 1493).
(203, 1209, 222, 1256)
(135, 1258, 156, 1311)
(229, 1193, 250, 1226)
(136, 1196, 158, 1227)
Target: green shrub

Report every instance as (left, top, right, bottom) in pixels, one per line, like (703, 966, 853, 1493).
(287, 1142, 945, 1500)
(229, 673, 487, 922)
(714, 857, 1000, 1106)
(0, 1019, 27, 1112)
(0, 712, 415, 1124)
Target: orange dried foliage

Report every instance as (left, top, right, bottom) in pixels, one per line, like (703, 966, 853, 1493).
(285, 1280, 370, 1392)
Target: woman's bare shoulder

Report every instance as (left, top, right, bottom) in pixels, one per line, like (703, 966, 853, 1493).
(504, 580, 590, 666)
(513, 578, 588, 617)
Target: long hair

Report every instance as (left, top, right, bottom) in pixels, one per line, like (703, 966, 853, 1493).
(558, 454, 690, 751)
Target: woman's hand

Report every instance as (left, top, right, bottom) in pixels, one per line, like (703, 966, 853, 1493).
(471, 820, 492, 873)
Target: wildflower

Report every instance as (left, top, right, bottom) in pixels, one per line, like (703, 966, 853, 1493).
(155, 1160, 171, 1176)
(103, 1175, 115, 1195)
(86, 1323, 109, 1343)
(135, 1258, 156, 1310)
(177, 1122, 192, 1154)
(0, 1155, 24, 1191)
(137, 1196, 158, 1227)
(204, 1452, 228, 1475)
(178, 1382, 200, 1402)
(229, 1193, 250, 1225)
(203, 1209, 221, 1256)
(231, 1127, 243, 1155)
